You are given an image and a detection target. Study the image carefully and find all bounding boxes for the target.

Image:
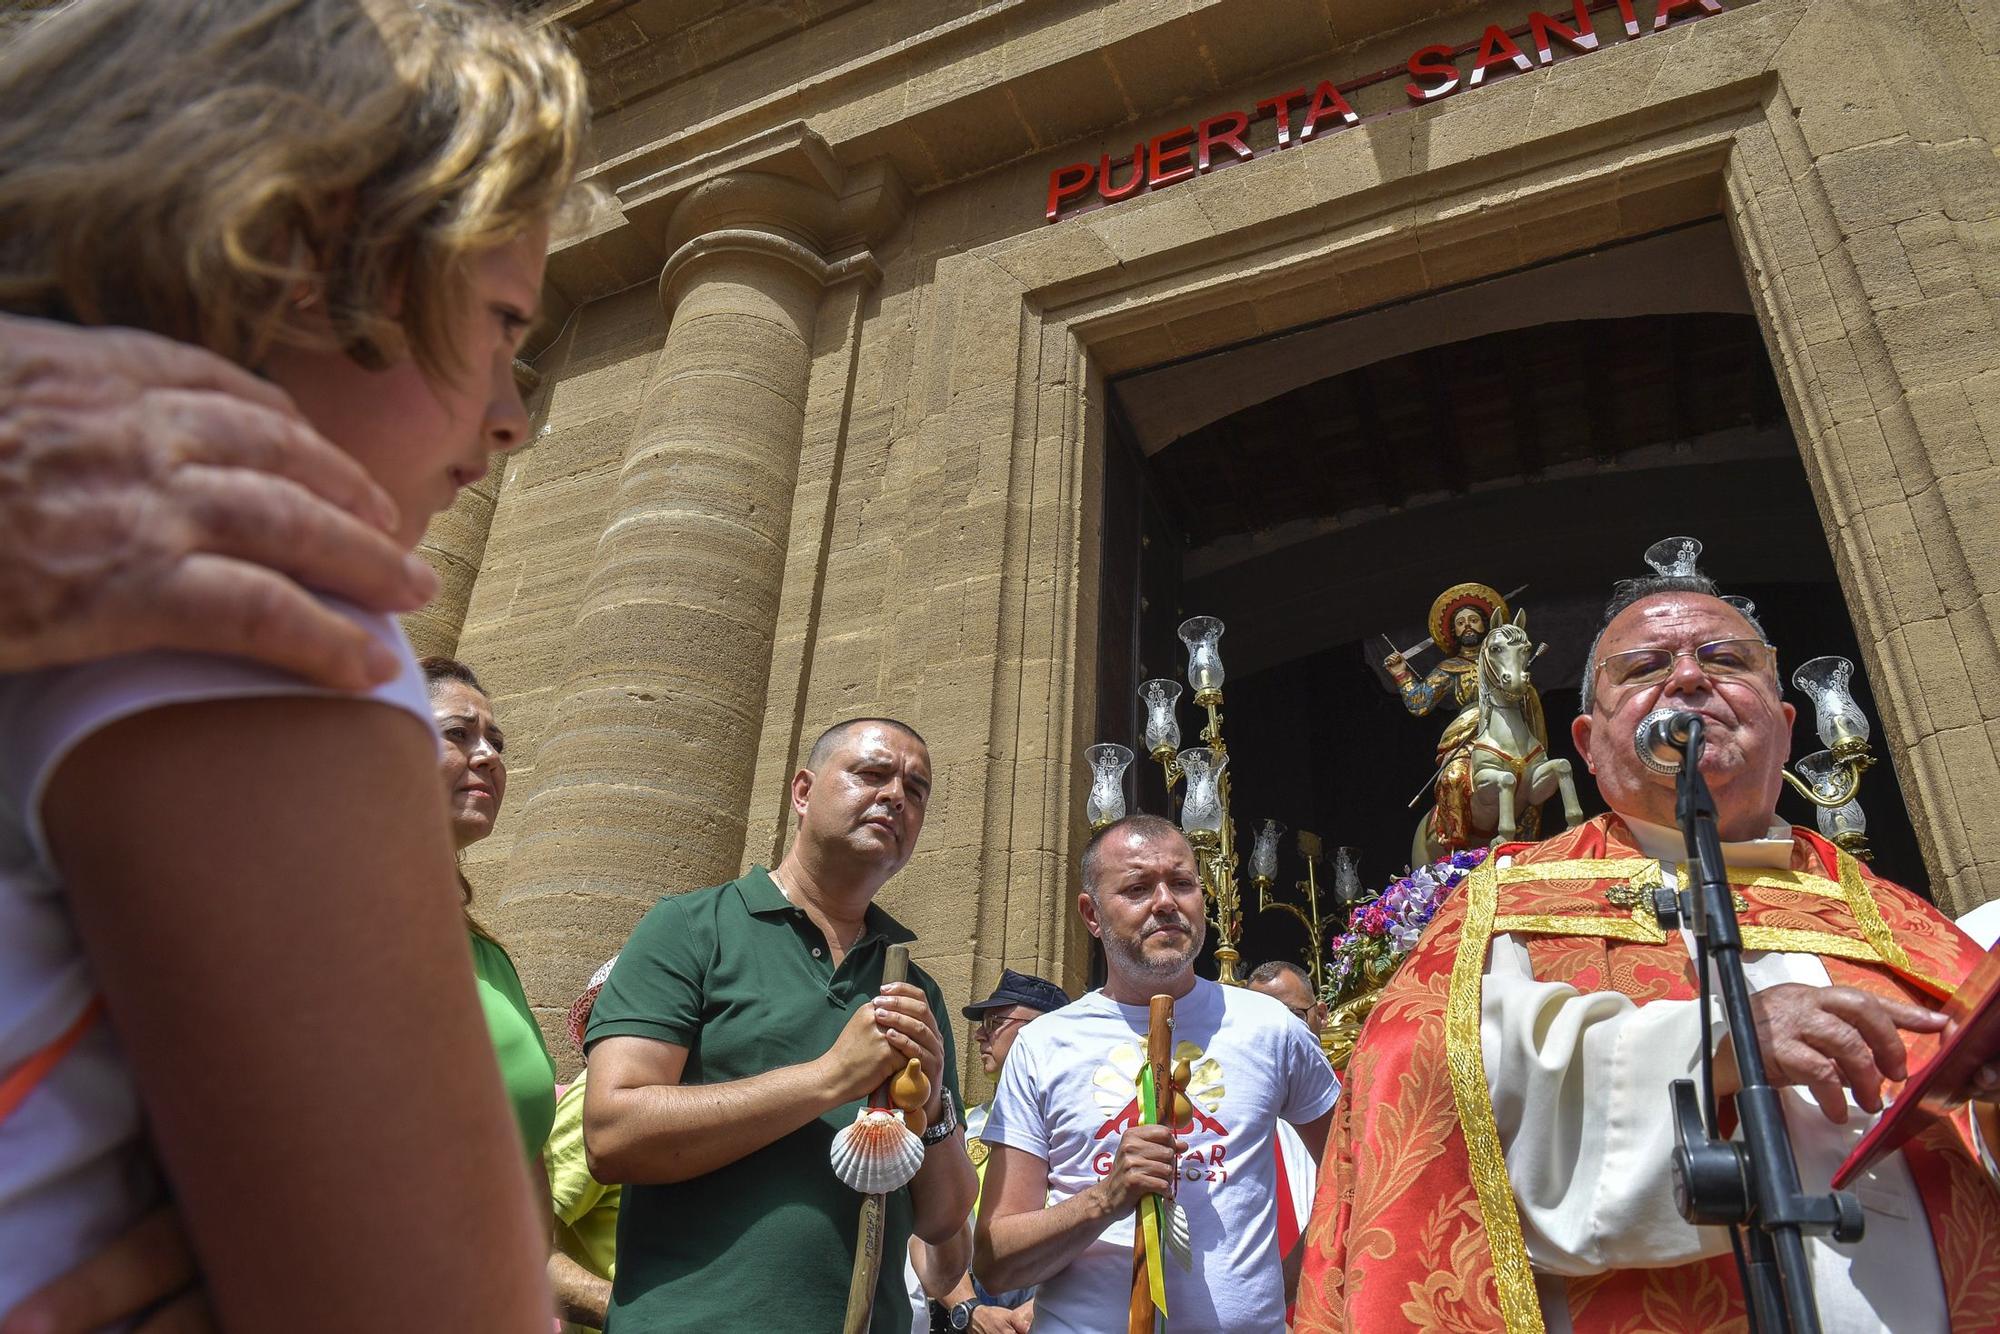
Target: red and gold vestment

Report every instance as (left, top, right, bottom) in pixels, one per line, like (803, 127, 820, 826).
(1294, 814, 2000, 1334)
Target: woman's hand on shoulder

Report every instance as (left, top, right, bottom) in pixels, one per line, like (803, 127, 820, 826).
(0, 315, 435, 687)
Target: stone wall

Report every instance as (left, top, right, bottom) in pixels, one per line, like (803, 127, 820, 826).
(415, 0, 2000, 1076)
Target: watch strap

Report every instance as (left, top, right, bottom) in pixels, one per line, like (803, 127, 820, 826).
(921, 1086, 959, 1145)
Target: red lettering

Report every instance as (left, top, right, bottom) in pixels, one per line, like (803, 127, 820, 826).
(1299, 81, 1359, 140)
(1046, 161, 1094, 222)
(1149, 126, 1197, 188)
(1208, 1144, 1225, 1164)
(1468, 24, 1534, 87)
(1653, 0, 1723, 29)
(1092, 1150, 1114, 1174)
(1528, 2, 1600, 64)
(1256, 87, 1309, 146)
(1405, 44, 1461, 102)
(1196, 112, 1252, 172)
(1100, 147, 1146, 203)
(1614, 0, 1641, 36)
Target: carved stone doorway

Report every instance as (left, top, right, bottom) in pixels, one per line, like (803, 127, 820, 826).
(1095, 224, 1926, 981)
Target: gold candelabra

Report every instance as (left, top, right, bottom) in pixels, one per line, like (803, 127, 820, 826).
(1252, 827, 1331, 997)
(1152, 675, 1245, 984)
(1778, 655, 1877, 860)
(1085, 615, 1336, 988)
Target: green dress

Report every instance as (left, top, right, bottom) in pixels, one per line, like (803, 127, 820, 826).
(470, 931, 557, 1162)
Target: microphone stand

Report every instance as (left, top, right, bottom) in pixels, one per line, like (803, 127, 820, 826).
(1658, 717, 1862, 1334)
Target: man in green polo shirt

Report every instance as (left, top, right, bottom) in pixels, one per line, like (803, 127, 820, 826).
(584, 718, 978, 1332)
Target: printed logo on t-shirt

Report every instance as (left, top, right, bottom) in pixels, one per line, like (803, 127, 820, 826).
(1088, 1040, 1233, 1184)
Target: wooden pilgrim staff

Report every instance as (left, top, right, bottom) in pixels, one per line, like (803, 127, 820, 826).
(835, 943, 928, 1334)
(1129, 993, 1176, 1334)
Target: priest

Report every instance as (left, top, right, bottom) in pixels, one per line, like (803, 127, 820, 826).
(1295, 570, 2000, 1333)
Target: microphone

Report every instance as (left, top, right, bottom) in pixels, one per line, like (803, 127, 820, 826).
(1635, 708, 1697, 775)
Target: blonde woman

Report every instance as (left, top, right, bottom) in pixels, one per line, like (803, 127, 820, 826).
(0, 2, 586, 1330)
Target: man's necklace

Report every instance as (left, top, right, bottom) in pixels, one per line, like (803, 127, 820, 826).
(770, 868, 865, 952)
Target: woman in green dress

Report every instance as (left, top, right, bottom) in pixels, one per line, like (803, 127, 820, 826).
(422, 657, 557, 1162)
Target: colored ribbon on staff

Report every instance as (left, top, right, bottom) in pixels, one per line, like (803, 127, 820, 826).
(1135, 1062, 1169, 1319)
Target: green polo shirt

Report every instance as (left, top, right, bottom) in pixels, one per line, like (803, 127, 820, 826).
(585, 867, 960, 1333)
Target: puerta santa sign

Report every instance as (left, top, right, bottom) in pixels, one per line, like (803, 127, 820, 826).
(1044, 0, 1732, 223)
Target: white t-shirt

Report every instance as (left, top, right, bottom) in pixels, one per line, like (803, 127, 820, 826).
(1273, 1117, 1315, 1244)
(981, 980, 1339, 1334)
(0, 605, 429, 1312)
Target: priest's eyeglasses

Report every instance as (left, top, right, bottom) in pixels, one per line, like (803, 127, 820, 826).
(1595, 637, 1776, 694)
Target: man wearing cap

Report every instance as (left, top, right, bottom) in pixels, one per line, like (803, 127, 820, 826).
(583, 719, 977, 1333)
(545, 957, 622, 1334)
(908, 969, 1070, 1333)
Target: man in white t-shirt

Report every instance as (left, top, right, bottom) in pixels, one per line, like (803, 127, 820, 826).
(974, 815, 1339, 1334)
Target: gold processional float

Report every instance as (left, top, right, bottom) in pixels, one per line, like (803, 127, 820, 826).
(1083, 537, 1885, 1070)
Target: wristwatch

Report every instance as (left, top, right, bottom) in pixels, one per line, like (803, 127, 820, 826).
(921, 1086, 959, 1145)
(948, 1297, 980, 1330)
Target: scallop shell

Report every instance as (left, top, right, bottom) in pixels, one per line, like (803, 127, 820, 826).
(830, 1107, 925, 1193)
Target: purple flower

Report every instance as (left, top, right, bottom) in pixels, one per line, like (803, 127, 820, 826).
(1323, 848, 1496, 1003)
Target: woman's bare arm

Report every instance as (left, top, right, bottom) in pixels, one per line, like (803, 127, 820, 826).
(44, 695, 549, 1333)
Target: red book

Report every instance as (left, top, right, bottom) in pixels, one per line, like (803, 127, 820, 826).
(1833, 941, 2000, 1188)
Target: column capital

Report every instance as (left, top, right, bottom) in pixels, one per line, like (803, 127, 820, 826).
(659, 226, 881, 314)
(660, 149, 905, 264)
(544, 123, 906, 330)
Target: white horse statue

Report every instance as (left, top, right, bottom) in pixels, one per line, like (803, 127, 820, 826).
(1413, 609, 1583, 864)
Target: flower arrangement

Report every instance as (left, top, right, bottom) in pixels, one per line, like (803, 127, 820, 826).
(1324, 846, 1489, 1002)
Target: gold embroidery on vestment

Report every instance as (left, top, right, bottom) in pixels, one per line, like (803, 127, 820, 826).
(1735, 928, 1890, 967)
(1447, 856, 1546, 1334)
(1492, 912, 1668, 944)
(1837, 848, 1919, 977)
(1733, 868, 1842, 899)
(1447, 842, 1944, 1333)
(1600, 881, 1649, 910)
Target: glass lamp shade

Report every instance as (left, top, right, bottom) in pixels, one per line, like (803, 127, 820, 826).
(1177, 616, 1226, 696)
(1175, 747, 1227, 840)
(1818, 798, 1868, 842)
(1139, 679, 1183, 757)
(1643, 536, 1704, 579)
(1084, 743, 1134, 828)
(1793, 749, 1847, 802)
(1250, 818, 1284, 884)
(1333, 846, 1363, 905)
(1793, 656, 1869, 748)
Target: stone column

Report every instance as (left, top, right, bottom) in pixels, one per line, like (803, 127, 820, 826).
(404, 361, 549, 659)
(1736, 0, 2000, 911)
(497, 169, 889, 992)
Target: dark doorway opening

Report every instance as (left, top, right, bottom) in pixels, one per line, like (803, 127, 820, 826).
(1094, 280, 1924, 986)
